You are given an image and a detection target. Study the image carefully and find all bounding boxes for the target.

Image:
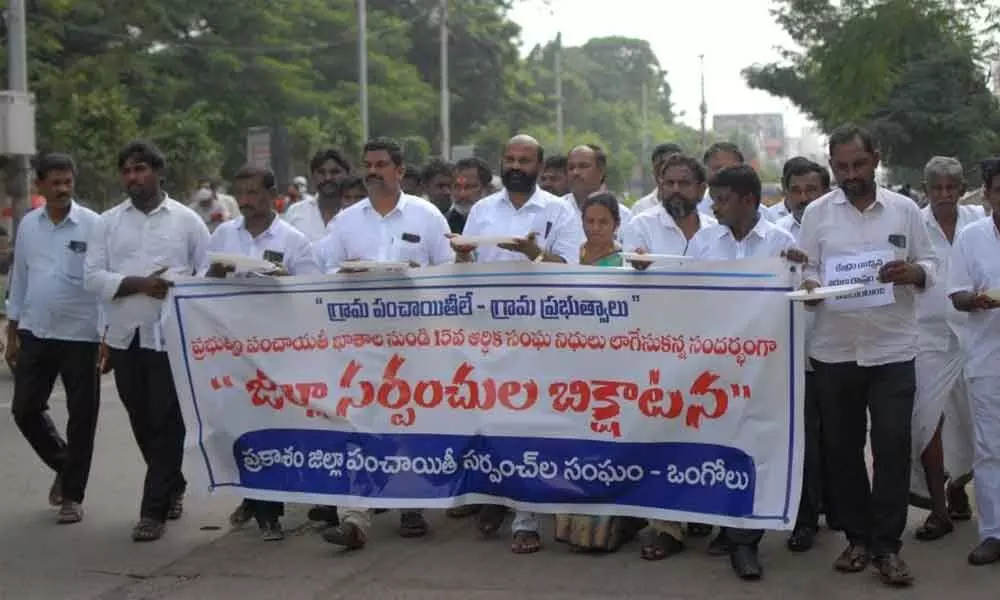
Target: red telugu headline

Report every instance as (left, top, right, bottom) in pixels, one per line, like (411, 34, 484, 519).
(191, 329, 779, 368)
(208, 353, 755, 439)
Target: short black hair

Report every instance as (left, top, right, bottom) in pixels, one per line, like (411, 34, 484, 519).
(454, 157, 492, 187)
(232, 164, 277, 192)
(309, 148, 352, 174)
(543, 155, 567, 172)
(709, 164, 762, 206)
(703, 142, 745, 165)
(656, 153, 707, 184)
(35, 152, 77, 180)
(581, 192, 621, 226)
(827, 124, 878, 156)
(782, 157, 831, 190)
(337, 174, 366, 194)
(420, 159, 454, 184)
(652, 143, 683, 164)
(982, 157, 1000, 190)
(117, 140, 166, 171)
(363, 137, 404, 167)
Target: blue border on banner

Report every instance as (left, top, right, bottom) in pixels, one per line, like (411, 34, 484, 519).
(172, 271, 796, 522)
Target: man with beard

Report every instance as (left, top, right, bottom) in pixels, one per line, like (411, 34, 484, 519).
(563, 144, 631, 240)
(686, 165, 799, 580)
(450, 134, 584, 554)
(317, 139, 452, 551)
(908, 156, 981, 542)
(630, 143, 684, 216)
(797, 125, 937, 587)
(6, 153, 102, 525)
(446, 157, 492, 234)
(84, 140, 210, 542)
(421, 159, 455, 215)
(618, 152, 716, 561)
(539, 154, 569, 197)
(284, 148, 352, 242)
(203, 165, 320, 542)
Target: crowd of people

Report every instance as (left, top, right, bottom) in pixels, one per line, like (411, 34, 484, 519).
(3, 123, 999, 590)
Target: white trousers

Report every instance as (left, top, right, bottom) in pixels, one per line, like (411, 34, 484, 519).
(968, 376, 1000, 541)
(512, 510, 538, 533)
(910, 340, 974, 497)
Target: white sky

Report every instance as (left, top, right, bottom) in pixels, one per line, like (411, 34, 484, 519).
(509, 0, 814, 136)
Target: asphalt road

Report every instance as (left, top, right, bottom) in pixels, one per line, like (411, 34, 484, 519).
(0, 366, 996, 599)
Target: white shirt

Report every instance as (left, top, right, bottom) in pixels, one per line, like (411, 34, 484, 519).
(7, 202, 101, 342)
(916, 204, 985, 352)
(84, 196, 210, 351)
(947, 216, 1000, 379)
(284, 197, 337, 242)
(687, 216, 796, 261)
(621, 204, 717, 257)
(767, 200, 791, 222)
(630, 191, 659, 217)
(798, 187, 939, 366)
(462, 186, 584, 264)
(775, 213, 801, 239)
(317, 193, 453, 271)
(204, 215, 321, 276)
(561, 193, 633, 241)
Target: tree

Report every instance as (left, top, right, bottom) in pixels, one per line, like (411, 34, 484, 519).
(743, 0, 1000, 176)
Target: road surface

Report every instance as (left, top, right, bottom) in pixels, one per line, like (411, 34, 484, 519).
(0, 367, 995, 599)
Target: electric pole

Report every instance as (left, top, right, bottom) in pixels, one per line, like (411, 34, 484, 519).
(699, 54, 707, 149)
(555, 33, 564, 150)
(439, 0, 451, 160)
(3, 0, 34, 241)
(358, 0, 369, 142)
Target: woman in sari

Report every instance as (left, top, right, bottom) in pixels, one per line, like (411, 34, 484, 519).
(555, 193, 645, 552)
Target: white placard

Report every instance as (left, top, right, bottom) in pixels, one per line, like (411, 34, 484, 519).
(823, 250, 895, 311)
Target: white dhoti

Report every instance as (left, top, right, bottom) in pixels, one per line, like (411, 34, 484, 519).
(968, 376, 1000, 541)
(910, 335, 975, 497)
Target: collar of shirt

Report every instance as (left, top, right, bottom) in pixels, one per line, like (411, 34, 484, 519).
(502, 186, 546, 211)
(653, 204, 714, 231)
(920, 204, 983, 238)
(830, 186, 890, 212)
(709, 214, 771, 243)
(37, 200, 83, 226)
(235, 213, 281, 240)
(130, 194, 175, 215)
(361, 192, 411, 216)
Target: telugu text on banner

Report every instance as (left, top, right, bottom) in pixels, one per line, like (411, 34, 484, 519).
(163, 260, 805, 530)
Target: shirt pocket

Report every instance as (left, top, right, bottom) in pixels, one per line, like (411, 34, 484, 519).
(395, 237, 429, 266)
(61, 242, 87, 281)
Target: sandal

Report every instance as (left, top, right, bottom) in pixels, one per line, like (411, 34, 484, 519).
(477, 505, 507, 537)
(915, 513, 953, 541)
(398, 511, 428, 538)
(321, 522, 367, 549)
(511, 530, 542, 554)
(167, 493, 184, 521)
(873, 553, 914, 587)
(833, 543, 870, 572)
(49, 475, 63, 507)
(131, 517, 165, 542)
(640, 530, 684, 561)
(948, 485, 973, 521)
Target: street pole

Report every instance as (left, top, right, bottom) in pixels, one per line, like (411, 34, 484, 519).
(554, 33, 564, 150)
(641, 80, 649, 184)
(358, 0, 370, 143)
(5, 0, 32, 241)
(439, 0, 451, 161)
(699, 54, 707, 149)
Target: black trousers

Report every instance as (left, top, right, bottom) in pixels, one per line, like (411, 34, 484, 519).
(110, 336, 186, 522)
(11, 332, 100, 503)
(795, 370, 824, 530)
(813, 359, 915, 556)
(249, 500, 284, 527)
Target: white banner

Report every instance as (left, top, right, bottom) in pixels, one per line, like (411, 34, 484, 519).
(163, 260, 804, 530)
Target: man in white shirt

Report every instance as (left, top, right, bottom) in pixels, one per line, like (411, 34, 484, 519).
(699, 143, 774, 224)
(539, 155, 569, 197)
(630, 143, 683, 216)
(773, 156, 835, 551)
(421, 159, 454, 215)
(204, 165, 320, 542)
(620, 153, 716, 559)
(563, 145, 632, 238)
(5, 153, 102, 525)
(84, 140, 210, 542)
(948, 160, 1000, 566)
(910, 156, 983, 543)
(318, 138, 452, 551)
(688, 164, 798, 580)
(284, 148, 352, 242)
(451, 134, 584, 554)
(798, 125, 938, 586)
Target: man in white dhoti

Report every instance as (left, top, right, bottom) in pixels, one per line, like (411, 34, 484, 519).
(947, 158, 1000, 565)
(910, 157, 983, 541)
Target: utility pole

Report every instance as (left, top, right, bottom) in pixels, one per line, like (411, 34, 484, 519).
(439, 0, 451, 161)
(554, 33, 564, 150)
(641, 81, 649, 184)
(699, 54, 707, 149)
(358, 0, 370, 142)
(3, 0, 34, 241)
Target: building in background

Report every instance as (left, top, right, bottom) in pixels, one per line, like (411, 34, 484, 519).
(713, 113, 787, 173)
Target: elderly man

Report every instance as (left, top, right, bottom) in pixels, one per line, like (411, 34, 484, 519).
(563, 145, 631, 239)
(909, 157, 983, 542)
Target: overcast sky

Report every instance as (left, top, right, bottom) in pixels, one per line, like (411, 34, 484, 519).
(509, 0, 813, 136)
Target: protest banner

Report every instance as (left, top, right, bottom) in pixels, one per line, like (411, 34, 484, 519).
(163, 259, 805, 530)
